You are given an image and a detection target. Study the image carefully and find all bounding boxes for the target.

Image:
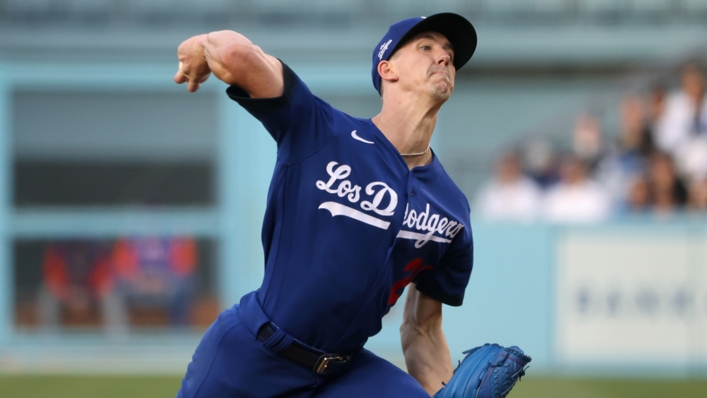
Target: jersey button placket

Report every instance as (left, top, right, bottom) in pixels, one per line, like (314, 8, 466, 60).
(405, 174, 416, 229)
(389, 176, 412, 249)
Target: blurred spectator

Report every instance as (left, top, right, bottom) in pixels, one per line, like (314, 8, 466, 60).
(617, 93, 656, 158)
(522, 138, 559, 188)
(624, 174, 652, 213)
(542, 155, 612, 223)
(596, 94, 655, 206)
(487, 64, 707, 219)
(645, 84, 667, 139)
(474, 151, 542, 222)
(674, 135, 707, 183)
(647, 152, 687, 215)
(572, 113, 609, 173)
(37, 240, 124, 332)
(653, 63, 707, 156)
(112, 236, 197, 326)
(687, 177, 707, 212)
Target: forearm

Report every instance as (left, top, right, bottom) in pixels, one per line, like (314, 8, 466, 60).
(401, 287, 454, 396)
(175, 31, 282, 97)
(202, 31, 266, 87)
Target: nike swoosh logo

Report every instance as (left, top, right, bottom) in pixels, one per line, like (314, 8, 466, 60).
(351, 130, 374, 144)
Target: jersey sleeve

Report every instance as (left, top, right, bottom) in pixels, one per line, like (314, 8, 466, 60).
(414, 222, 474, 307)
(225, 62, 332, 163)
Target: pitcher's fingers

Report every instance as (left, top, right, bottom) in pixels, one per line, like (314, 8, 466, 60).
(174, 70, 187, 84)
(174, 62, 187, 84)
(187, 80, 200, 92)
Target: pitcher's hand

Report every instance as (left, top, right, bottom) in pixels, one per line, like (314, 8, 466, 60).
(174, 34, 211, 92)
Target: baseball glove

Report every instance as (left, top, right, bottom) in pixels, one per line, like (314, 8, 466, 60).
(433, 344, 531, 398)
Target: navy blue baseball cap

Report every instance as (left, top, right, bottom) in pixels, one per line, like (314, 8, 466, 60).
(371, 13, 477, 95)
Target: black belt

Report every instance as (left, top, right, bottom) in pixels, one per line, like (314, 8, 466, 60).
(256, 323, 351, 375)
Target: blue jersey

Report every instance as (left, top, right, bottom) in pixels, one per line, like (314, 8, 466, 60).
(226, 63, 473, 354)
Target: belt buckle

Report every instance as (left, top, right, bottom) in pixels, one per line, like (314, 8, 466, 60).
(313, 354, 348, 374)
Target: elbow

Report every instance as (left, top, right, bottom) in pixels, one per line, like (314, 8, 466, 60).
(400, 318, 428, 348)
(400, 319, 416, 339)
(400, 314, 443, 349)
(400, 321, 418, 353)
(401, 309, 443, 334)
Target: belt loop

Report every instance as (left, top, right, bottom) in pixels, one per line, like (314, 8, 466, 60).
(261, 325, 294, 354)
(238, 291, 272, 340)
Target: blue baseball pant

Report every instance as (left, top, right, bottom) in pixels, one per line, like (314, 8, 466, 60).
(176, 292, 429, 398)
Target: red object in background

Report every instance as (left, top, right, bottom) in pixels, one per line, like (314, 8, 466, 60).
(42, 241, 115, 300)
(111, 236, 197, 282)
(110, 236, 199, 326)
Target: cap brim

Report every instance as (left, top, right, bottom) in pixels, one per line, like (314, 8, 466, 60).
(392, 13, 477, 71)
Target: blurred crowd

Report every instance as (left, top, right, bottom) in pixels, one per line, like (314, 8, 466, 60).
(475, 63, 707, 223)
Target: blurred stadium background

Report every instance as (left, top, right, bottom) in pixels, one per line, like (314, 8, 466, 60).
(1, 0, 707, 397)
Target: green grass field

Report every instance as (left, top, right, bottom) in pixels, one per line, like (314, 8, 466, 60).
(514, 378, 707, 398)
(1, 375, 707, 397)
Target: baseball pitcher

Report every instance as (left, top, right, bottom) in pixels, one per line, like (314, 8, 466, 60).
(174, 12, 530, 398)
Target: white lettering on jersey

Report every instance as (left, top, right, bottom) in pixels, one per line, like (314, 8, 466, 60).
(361, 182, 397, 216)
(316, 161, 397, 229)
(315, 162, 361, 203)
(397, 203, 465, 248)
(318, 202, 391, 230)
(397, 230, 451, 246)
(315, 162, 463, 244)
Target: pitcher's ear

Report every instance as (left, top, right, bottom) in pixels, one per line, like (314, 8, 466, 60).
(378, 60, 399, 84)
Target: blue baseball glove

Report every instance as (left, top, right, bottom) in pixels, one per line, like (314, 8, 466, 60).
(433, 344, 531, 398)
